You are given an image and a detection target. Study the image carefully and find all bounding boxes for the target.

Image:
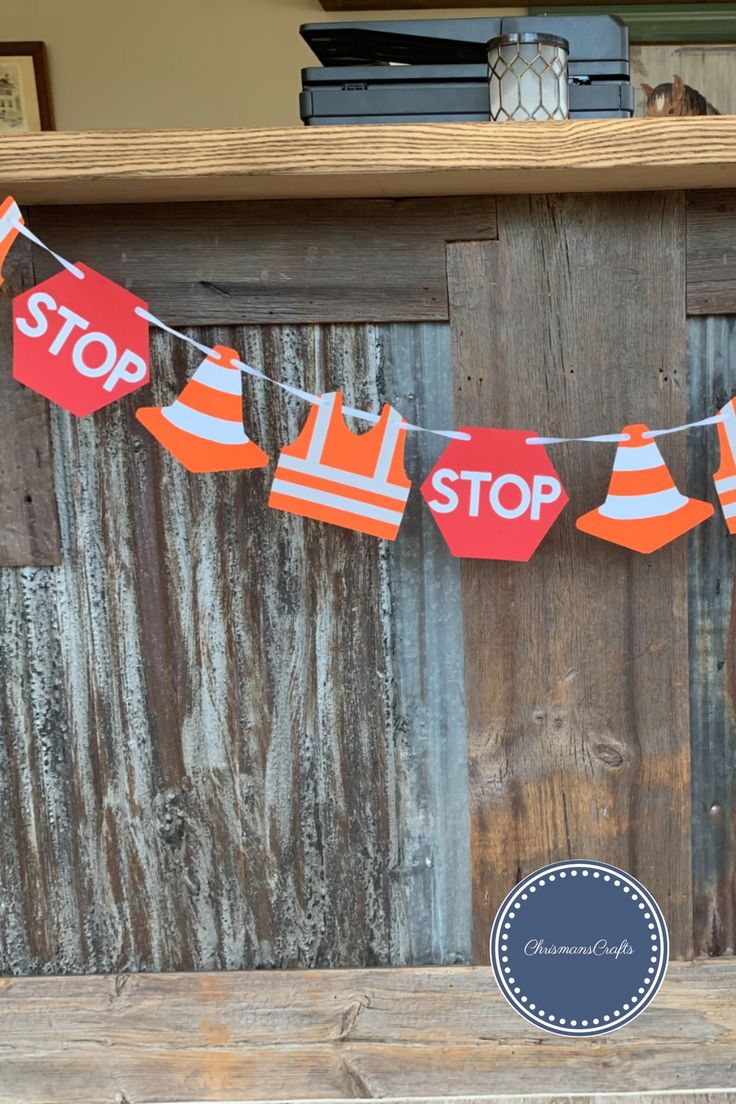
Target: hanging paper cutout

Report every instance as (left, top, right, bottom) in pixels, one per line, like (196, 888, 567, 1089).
(577, 423, 713, 553)
(420, 427, 568, 561)
(714, 398, 736, 534)
(0, 196, 22, 285)
(136, 344, 268, 473)
(269, 390, 410, 539)
(13, 263, 150, 417)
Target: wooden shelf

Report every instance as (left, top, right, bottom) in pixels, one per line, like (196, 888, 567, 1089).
(2, 962, 735, 1103)
(320, 0, 735, 8)
(3, 117, 736, 207)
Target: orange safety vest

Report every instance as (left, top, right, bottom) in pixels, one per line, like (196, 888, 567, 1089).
(714, 398, 736, 534)
(269, 391, 411, 539)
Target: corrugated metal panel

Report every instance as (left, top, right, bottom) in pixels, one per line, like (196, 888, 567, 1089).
(0, 321, 471, 974)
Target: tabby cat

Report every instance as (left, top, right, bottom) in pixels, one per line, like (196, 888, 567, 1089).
(641, 74, 720, 117)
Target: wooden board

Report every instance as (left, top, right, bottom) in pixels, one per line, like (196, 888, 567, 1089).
(1, 962, 735, 1103)
(30, 198, 497, 325)
(2, 119, 736, 206)
(320, 0, 730, 7)
(687, 191, 736, 316)
(156, 1097, 736, 1104)
(448, 193, 693, 961)
(0, 234, 60, 566)
(688, 316, 736, 958)
(0, 319, 472, 975)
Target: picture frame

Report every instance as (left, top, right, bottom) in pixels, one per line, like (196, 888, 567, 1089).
(529, 5, 736, 116)
(0, 41, 54, 133)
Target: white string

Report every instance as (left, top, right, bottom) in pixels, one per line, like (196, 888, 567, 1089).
(527, 413, 724, 446)
(8, 212, 723, 449)
(645, 413, 724, 438)
(135, 306, 470, 439)
(8, 212, 470, 441)
(14, 219, 85, 280)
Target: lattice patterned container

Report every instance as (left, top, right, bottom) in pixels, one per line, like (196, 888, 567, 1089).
(487, 33, 570, 122)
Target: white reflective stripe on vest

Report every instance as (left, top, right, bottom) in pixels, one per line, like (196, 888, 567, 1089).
(277, 453, 409, 501)
(270, 479, 405, 526)
(282, 392, 408, 504)
(161, 401, 250, 445)
(193, 359, 243, 395)
(599, 487, 689, 521)
(715, 474, 736, 494)
(612, 442, 664, 472)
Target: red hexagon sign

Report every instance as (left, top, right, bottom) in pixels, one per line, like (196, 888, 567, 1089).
(13, 264, 149, 418)
(421, 427, 568, 561)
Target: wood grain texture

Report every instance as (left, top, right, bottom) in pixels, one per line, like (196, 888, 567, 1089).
(0, 235, 60, 566)
(154, 1097, 736, 1104)
(0, 320, 471, 975)
(688, 316, 736, 958)
(449, 193, 693, 962)
(321, 0, 728, 6)
(687, 191, 736, 316)
(2, 119, 736, 206)
(1, 962, 735, 1103)
(30, 198, 496, 325)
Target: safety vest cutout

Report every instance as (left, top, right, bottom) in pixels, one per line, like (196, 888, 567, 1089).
(714, 397, 736, 533)
(269, 391, 411, 540)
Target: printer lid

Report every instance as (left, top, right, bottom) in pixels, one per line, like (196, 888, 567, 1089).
(301, 15, 628, 67)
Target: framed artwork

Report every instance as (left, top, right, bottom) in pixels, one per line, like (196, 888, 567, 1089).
(528, 5, 736, 116)
(0, 42, 54, 133)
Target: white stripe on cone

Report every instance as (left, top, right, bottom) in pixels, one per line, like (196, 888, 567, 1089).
(612, 441, 665, 472)
(599, 487, 689, 521)
(161, 402, 251, 445)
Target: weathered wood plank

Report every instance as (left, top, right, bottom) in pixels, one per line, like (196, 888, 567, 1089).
(687, 191, 736, 316)
(1, 963, 735, 1103)
(321, 0, 725, 6)
(449, 193, 693, 962)
(158, 1096, 736, 1104)
(0, 319, 471, 975)
(3, 120, 736, 206)
(688, 315, 736, 957)
(30, 198, 497, 325)
(0, 235, 60, 565)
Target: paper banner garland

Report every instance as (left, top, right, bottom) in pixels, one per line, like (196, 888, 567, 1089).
(136, 345, 269, 473)
(13, 263, 150, 417)
(1, 193, 733, 560)
(714, 397, 736, 534)
(0, 196, 23, 285)
(576, 423, 714, 553)
(421, 427, 568, 561)
(269, 390, 411, 539)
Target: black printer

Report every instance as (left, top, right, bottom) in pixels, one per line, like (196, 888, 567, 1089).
(300, 16, 634, 125)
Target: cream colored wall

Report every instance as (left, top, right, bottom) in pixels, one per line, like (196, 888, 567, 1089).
(1, 0, 526, 130)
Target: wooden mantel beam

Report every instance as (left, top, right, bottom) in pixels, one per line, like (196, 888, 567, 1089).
(1, 117, 736, 206)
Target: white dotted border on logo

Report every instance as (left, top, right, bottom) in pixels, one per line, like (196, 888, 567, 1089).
(491, 861, 669, 1036)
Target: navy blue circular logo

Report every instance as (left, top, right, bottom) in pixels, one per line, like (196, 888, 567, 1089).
(490, 860, 668, 1036)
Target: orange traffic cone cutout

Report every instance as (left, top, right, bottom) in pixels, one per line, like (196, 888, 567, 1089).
(136, 345, 268, 473)
(0, 196, 23, 285)
(576, 423, 713, 553)
(714, 398, 736, 534)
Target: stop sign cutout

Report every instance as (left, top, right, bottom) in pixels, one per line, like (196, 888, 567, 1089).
(13, 264, 150, 417)
(421, 428, 568, 561)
